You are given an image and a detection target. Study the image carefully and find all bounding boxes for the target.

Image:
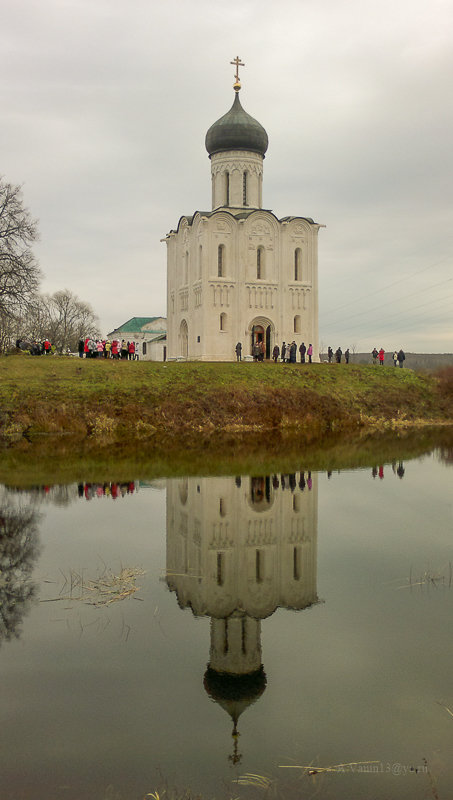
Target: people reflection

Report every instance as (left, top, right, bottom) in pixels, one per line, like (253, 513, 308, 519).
(166, 473, 319, 763)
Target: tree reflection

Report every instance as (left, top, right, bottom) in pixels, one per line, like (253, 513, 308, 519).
(0, 503, 40, 644)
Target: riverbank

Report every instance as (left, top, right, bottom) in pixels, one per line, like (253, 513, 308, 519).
(1, 356, 452, 445)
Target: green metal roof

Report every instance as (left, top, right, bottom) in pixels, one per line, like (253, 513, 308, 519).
(109, 317, 165, 334)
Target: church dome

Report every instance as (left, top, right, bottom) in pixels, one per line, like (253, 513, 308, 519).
(205, 92, 269, 157)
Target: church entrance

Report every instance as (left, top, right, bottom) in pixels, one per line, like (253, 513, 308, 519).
(250, 318, 273, 360)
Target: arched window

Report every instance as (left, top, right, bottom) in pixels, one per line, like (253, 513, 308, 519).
(218, 244, 225, 277)
(220, 312, 227, 331)
(243, 171, 248, 205)
(255, 550, 263, 584)
(257, 246, 264, 280)
(225, 172, 230, 206)
(294, 248, 302, 281)
(294, 314, 301, 333)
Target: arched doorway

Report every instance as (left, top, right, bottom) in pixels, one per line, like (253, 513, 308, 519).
(249, 317, 274, 360)
(179, 319, 188, 358)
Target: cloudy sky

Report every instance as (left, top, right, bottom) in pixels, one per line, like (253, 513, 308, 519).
(2, 0, 452, 352)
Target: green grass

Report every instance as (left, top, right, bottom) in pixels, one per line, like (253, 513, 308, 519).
(0, 354, 452, 486)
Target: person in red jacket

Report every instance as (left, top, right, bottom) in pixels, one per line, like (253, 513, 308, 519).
(379, 348, 385, 365)
(128, 341, 135, 360)
(44, 338, 51, 354)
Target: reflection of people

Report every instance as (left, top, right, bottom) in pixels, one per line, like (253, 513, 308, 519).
(379, 465, 384, 479)
(397, 462, 405, 478)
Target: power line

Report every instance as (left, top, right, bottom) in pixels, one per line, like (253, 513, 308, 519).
(321, 255, 451, 319)
(321, 276, 452, 330)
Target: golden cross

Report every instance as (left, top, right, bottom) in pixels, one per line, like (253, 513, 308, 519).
(230, 55, 245, 84)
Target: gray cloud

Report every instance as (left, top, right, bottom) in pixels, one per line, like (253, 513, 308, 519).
(2, 0, 452, 350)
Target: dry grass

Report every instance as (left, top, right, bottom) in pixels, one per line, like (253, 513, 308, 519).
(42, 565, 145, 607)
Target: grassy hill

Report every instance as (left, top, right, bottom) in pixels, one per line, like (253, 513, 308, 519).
(1, 355, 451, 445)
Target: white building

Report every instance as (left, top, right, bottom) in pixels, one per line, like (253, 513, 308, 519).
(107, 316, 167, 361)
(164, 65, 322, 361)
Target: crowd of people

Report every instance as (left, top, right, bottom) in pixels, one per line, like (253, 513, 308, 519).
(236, 341, 315, 363)
(371, 347, 406, 367)
(78, 338, 140, 359)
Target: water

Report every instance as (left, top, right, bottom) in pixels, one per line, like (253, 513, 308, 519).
(1, 448, 452, 800)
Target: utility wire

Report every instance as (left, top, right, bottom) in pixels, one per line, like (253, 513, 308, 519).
(321, 277, 453, 330)
(321, 255, 451, 318)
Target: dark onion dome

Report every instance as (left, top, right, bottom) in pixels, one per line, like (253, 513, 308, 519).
(203, 665, 267, 724)
(205, 92, 268, 158)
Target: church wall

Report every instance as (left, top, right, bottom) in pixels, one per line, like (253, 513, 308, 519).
(166, 474, 318, 620)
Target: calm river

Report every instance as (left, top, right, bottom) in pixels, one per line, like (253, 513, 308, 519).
(1, 444, 452, 800)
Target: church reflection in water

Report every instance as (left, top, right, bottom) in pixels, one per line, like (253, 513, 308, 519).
(166, 472, 319, 763)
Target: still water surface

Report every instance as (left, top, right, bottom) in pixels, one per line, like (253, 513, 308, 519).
(1, 448, 452, 800)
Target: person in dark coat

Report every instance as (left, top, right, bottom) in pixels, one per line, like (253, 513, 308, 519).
(335, 347, 342, 363)
(281, 342, 287, 362)
(78, 338, 84, 358)
(272, 344, 280, 363)
(328, 346, 333, 363)
(289, 341, 297, 363)
(397, 349, 405, 368)
(344, 348, 350, 364)
(235, 342, 242, 361)
(299, 342, 306, 363)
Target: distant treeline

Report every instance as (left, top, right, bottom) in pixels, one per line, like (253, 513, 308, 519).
(347, 352, 453, 370)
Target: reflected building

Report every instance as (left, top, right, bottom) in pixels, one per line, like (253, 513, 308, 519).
(166, 472, 318, 762)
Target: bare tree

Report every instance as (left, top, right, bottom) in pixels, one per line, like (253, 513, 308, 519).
(37, 289, 100, 352)
(0, 179, 41, 321)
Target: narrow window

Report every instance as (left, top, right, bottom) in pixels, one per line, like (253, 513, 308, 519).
(218, 244, 224, 277)
(220, 312, 227, 331)
(293, 547, 300, 581)
(294, 314, 301, 333)
(243, 171, 248, 205)
(225, 172, 230, 206)
(257, 246, 263, 280)
(223, 619, 229, 653)
(184, 251, 189, 284)
(198, 244, 202, 279)
(294, 248, 302, 281)
(217, 552, 224, 586)
(241, 617, 247, 654)
(256, 550, 263, 584)
(142, 342, 147, 355)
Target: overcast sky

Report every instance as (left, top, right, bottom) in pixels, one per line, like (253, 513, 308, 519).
(2, 0, 452, 352)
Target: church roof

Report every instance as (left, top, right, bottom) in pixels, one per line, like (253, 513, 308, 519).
(205, 91, 268, 157)
(108, 316, 165, 334)
(169, 209, 319, 236)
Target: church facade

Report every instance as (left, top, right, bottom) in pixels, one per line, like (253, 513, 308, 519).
(164, 64, 322, 361)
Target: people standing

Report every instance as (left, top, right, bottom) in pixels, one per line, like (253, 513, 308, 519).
(372, 347, 378, 365)
(379, 348, 385, 366)
(327, 346, 333, 363)
(299, 342, 306, 363)
(397, 349, 405, 368)
(392, 350, 398, 367)
(281, 342, 287, 363)
(272, 344, 280, 363)
(335, 347, 342, 363)
(289, 341, 297, 363)
(78, 338, 84, 358)
(259, 340, 265, 361)
(235, 342, 242, 361)
(44, 338, 51, 355)
(307, 343, 313, 363)
(344, 348, 350, 364)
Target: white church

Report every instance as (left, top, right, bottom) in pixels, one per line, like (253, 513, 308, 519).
(164, 58, 322, 362)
